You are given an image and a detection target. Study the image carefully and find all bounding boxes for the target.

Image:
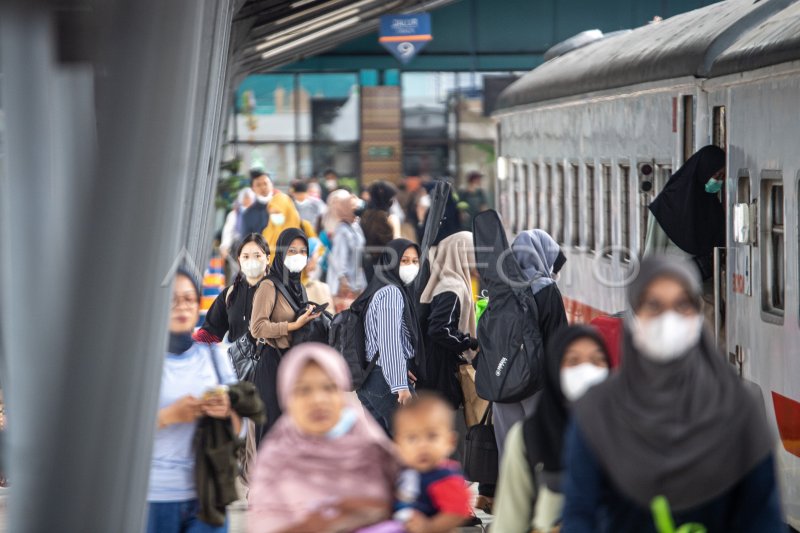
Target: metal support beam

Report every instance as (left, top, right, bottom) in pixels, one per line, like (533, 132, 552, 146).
(0, 0, 232, 530)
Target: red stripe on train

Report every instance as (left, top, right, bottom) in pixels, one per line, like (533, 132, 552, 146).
(772, 392, 800, 458)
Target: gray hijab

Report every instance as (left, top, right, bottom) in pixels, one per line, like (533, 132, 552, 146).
(512, 229, 559, 294)
(573, 256, 773, 511)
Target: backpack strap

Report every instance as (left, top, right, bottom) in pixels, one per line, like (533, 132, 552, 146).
(271, 278, 303, 313)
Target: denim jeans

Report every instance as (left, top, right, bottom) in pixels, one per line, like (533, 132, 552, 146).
(357, 366, 401, 436)
(146, 499, 228, 533)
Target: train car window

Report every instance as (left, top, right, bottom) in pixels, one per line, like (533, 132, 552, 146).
(528, 163, 539, 228)
(509, 162, 518, 234)
(737, 174, 750, 204)
(656, 165, 671, 193)
(682, 95, 694, 163)
(555, 164, 565, 244)
(586, 164, 596, 252)
(620, 164, 631, 261)
(760, 174, 785, 320)
(517, 162, 528, 231)
(542, 164, 551, 234)
(570, 164, 580, 247)
(601, 164, 612, 258)
(712, 106, 726, 149)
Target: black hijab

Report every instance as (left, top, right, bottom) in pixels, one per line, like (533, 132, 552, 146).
(267, 227, 308, 307)
(351, 238, 424, 360)
(573, 256, 773, 511)
(648, 145, 726, 256)
(367, 180, 398, 212)
(522, 325, 610, 478)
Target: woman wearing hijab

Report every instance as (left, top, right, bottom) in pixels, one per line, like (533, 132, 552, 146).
(350, 239, 425, 435)
(262, 192, 316, 259)
(418, 231, 479, 409)
(248, 343, 398, 533)
(147, 269, 240, 533)
(324, 189, 367, 305)
(645, 145, 725, 271)
(493, 229, 569, 456)
(561, 256, 782, 532)
(194, 233, 270, 346)
(493, 326, 611, 533)
(250, 228, 321, 440)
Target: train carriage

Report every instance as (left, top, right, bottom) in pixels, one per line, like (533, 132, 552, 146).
(493, 0, 800, 526)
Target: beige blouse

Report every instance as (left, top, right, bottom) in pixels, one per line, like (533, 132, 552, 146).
(250, 280, 296, 349)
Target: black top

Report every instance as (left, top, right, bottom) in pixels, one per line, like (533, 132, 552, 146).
(420, 291, 473, 409)
(200, 280, 263, 342)
(531, 284, 569, 357)
(648, 145, 726, 257)
(240, 201, 268, 236)
(267, 228, 308, 307)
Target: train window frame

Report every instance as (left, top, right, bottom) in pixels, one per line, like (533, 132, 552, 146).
(585, 163, 596, 253)
(682, 95, 695, 163)
(516, 160, 528, 233)
(712, 106, 727, 149)
(601, 163, 613, 259)
(541, 163, 551, 234)
(760, 171, 785, 324)
(619, 163, 631, 262)
(569, 162, 580, 247)
(528, 163, 538, 229)
(508, 161, 518, 234)
(554, 163, 566, 244)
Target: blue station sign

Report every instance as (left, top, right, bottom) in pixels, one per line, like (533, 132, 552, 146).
(379, 13, 432, 64)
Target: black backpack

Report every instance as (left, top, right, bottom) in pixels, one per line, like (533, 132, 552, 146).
(472, 210, 544, 403)
(328, 307, 375, 391)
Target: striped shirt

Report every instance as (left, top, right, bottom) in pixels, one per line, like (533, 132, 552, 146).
(364, 285, 414, 392)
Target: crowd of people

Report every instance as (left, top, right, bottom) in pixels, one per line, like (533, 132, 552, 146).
(150, 155, 785, 533)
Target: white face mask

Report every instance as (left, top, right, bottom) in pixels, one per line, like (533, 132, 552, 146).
(560, 363, 609, 402)
(256, 193, 272, 204)
(631, 311, 704, 363)
(270, 213, 286, 226)
(284, 254, 308, 274)
(240, 259, 266, 279)
(398, 264, 419, 285)
(326, 179, 337, 190)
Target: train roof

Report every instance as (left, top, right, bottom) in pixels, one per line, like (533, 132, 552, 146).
(496, 0, 800, 111)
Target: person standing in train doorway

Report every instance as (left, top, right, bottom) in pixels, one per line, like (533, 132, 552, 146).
(644, 145, 726, 330)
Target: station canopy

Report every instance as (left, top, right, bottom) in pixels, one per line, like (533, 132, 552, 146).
(232, 0, 456, 74)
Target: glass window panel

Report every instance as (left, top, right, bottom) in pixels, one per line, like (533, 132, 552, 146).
(586, 165, 596, 251)
(236, 143, 297, 190)
(298, 142, 359, 184)
(403, 142, 453, 179)
(235, 74, 297, 142)
(528, 164, 538, 229)
(570, 164, 579, 246)
(620, 164, 631, 260)
(297, 73, 359, 142)
(402, 72, 456, 143)
(554, 164, 565, 244)
(602, 164, 612, 257)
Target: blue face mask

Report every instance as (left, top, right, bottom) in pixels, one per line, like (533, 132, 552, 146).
(325, 407, 357, 440)
(704, 178, 723, 194)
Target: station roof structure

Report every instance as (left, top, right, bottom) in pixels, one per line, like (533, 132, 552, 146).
(231, 0, 457, 75)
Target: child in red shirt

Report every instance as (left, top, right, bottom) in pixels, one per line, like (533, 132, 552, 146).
(392, 393, 473, 533)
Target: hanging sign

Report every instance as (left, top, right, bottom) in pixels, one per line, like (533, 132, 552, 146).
(379, 13, 432, 64)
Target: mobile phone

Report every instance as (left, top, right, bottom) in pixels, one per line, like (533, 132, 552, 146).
(311, 302, 329, 314)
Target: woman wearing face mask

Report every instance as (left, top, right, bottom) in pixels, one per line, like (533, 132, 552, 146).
(148, 270, 241, 533)
(250, 228, 321, 441)
(350, 239, 425, 435)
(194, 233, 270, 346)
(561, 256, 782, 533)
(644, 145, 725, 275)
(324, 189, 367, 308)
(493, 326, 611, 533)
(262, 192, 316, 261)
(492, 230, 569, 457)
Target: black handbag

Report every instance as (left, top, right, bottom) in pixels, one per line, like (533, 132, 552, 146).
(226, 334, 264, 382)
(463, 403, 498, 485)
(271, 279, 332, 345)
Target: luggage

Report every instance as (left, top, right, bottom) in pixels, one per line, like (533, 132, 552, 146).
(472, 210, 544, 403)
(463, 403, 498, 484)
(328, 308, 375, 391)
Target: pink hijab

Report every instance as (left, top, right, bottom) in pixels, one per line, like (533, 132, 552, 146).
(248, 343, 399, 533)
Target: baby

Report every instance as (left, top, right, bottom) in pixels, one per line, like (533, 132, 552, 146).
(392, 392, 473, 533)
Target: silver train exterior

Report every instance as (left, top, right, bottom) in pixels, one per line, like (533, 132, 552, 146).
(493, 0, 800, 525)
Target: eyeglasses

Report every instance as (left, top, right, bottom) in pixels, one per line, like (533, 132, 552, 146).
(171, 295, 199, 309)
